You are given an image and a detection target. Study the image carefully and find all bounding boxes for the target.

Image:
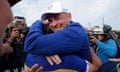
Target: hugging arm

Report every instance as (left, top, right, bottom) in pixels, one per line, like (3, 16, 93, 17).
(24, 21, 88, 55)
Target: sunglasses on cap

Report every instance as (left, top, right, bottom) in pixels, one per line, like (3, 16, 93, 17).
(42, 13, 60, 20)
(42, 13, 67, 23)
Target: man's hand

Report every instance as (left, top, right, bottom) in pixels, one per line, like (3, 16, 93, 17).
(109, 58, 120, 62)
(23, 64, 43, 72)
(46, 55, 62, 65)
(90, 36, 97, 44)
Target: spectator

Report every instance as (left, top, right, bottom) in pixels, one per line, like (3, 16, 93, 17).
(90, 27, 117, 64)
(2, 17, 28, 72)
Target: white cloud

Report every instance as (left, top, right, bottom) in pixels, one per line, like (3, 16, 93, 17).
(12, 0, 120, 30)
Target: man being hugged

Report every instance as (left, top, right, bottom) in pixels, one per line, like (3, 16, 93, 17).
(24, 2, 97, 72)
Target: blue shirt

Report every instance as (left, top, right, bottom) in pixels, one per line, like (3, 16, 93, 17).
(96, 39, 117, 64)
(24, 20, 91, 72)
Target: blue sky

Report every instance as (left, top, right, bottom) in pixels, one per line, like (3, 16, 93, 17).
(11, 0, 120, 30)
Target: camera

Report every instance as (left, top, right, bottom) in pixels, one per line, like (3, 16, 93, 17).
(18, 28, 29, 35)
(12, 16, 26, 26)
(88, 33, 97, 40)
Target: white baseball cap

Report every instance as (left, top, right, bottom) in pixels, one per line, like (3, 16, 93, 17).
(43, 2, 69, 14)
(93, 28, 106, 35)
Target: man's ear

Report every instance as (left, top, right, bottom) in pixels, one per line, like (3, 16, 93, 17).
(67, 13, 72, 21)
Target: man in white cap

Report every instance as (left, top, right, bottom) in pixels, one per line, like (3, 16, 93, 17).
(24, 2, 100, 72)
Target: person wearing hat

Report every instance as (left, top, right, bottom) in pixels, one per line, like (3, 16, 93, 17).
(90, 27, 117, 64)
(24, 2, 99, 72)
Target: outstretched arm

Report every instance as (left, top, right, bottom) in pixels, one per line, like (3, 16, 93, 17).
(90, 48, 102, 70)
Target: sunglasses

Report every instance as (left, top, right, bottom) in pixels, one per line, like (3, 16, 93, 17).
(42, 13, 60, 19)
(41, 13, 66, 22)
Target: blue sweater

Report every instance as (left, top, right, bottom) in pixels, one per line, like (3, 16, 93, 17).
(24, 20, 91, 72)
(96, 39, 117, 64)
